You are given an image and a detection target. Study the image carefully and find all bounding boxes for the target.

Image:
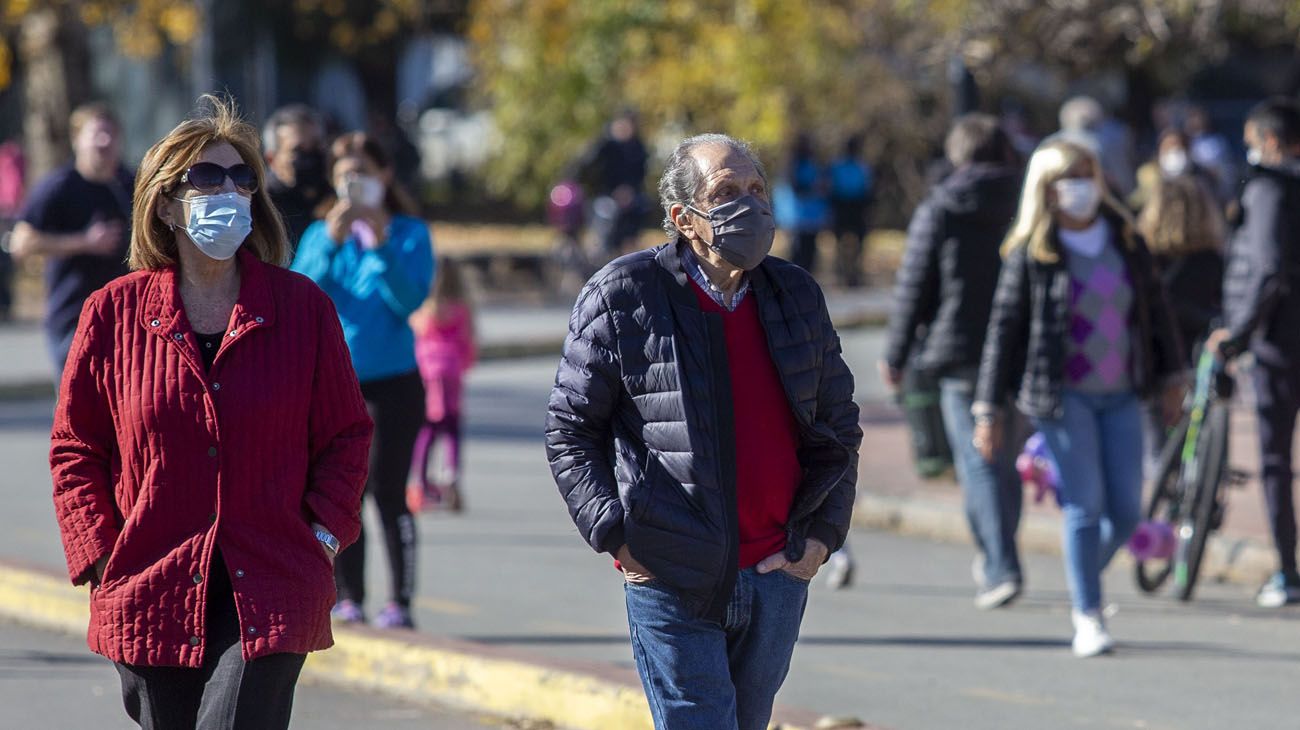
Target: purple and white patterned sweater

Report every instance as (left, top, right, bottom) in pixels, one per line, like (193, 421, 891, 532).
(1063, 235, 1133, 393)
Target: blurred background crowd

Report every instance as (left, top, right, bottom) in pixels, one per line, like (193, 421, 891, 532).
(0, 1, 1299, 318)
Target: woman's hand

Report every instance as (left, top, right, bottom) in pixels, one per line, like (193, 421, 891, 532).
(877, 360, 903, 392)
(973, 418, 1002, 463)
(325, 199, 358, 244)
(351, 206, 391, 249)
(311, 522, 338, 565)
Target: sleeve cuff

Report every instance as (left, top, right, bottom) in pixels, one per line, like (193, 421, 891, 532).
(806, 520, 842, 561)
(65, 530, 116, 586)
(597, 522, 626, 557)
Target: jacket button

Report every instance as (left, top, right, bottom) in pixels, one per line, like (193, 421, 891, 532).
(255, 316, 264, 324)
(235, 569, 245, 578)
(172, 333, 183, 341)
(228, 328, 238, 337)
(207, 446, 217, 457)
(150, 319, 160, 327)
(247, 626, 257, 635)
(192, 573, 202, 584)
(212, 382, 221, 391)
(189, 635, 200, 646)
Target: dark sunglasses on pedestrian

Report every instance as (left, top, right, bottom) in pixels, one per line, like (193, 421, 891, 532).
(182, 162, 259, 194)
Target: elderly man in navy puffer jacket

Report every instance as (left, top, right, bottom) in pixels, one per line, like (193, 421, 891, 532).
(545, 133, 862, 730)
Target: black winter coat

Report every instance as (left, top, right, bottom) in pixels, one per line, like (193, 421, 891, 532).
(974, 213, 1184, 419)
(1153, 249, 1224, 363)
(885, 164, 1021, 374)
(545, 240, 862, 621)
(1222, 161, 1300, 363)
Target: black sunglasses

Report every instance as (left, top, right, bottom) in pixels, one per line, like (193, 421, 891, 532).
(182, 162, 258, 193)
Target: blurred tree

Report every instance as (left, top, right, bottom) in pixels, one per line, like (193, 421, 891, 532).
(0, 0, 464, 178)
(469, 0, 951, 220)
(469, 0, 1300, 223)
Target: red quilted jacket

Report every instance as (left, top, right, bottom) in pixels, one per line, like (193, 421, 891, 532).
(51, 249, 373, 667)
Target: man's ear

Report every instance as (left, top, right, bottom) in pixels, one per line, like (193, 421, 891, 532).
(671, 204, 697, 240)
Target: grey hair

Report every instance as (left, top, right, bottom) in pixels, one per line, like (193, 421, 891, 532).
(1059, 96, 1105, 133)
(657, 133, 768, 237)
(261, 104, 322, 154)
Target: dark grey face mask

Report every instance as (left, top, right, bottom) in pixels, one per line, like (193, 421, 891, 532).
(686, 194, 775, 270)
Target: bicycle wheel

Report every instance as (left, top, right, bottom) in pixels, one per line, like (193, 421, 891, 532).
(1174, 400, 1230, 601)
(1136, 416, 1191, 594)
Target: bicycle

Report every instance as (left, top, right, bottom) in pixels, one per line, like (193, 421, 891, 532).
(1135, 346, 1243, 601)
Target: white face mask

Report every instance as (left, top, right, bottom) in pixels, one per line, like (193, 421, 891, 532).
(1247, 147, 1263, 166)
(1052, 178, 1102, 222)
(174, 192, 252, 261)
(336, 174, 384, 209)
(1159, 149, 1189, 178)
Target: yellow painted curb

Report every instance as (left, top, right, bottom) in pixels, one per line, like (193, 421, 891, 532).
(0, 563, 839, 730)
(308, 630, 653, 729)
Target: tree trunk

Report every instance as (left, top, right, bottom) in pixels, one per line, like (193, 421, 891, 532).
(19, 6, 91, 181)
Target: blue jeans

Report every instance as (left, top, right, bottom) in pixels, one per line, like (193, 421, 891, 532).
(939, 372, 1023, 586)
(624, 568, 809, 730)
(1034, 390, 1144, 612)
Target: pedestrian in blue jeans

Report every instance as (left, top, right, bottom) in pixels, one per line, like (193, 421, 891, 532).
(546, 135, 861, 729)
(882, 114, 1026, 609)
(974, 138, 1184, 657)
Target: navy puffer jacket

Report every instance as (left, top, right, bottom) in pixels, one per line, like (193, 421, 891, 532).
(545, 240, 861, 620)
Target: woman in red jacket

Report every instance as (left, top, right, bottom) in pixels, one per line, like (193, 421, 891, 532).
(50, 95, 372, 729)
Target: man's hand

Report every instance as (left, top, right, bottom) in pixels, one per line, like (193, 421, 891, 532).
(755, 538, 828, 581)
(617, 544, 655, 584)
(877, 360, 903, 392)
(1205, 328, 1231, 362)
(81, 220, 123, 256)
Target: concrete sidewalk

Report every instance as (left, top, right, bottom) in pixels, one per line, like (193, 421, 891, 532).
(852, 394, 1285, 593)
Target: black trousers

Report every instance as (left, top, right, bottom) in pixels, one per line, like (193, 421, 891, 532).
(1253, 361, 1300, 579)
(116, 553, 306, 729)
(337, 369, 424, 608)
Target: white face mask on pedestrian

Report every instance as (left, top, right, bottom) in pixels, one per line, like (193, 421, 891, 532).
(171, 192, 253, 261)
(1052, 178, 1102, 222)
(1159, 149, 1189, 178)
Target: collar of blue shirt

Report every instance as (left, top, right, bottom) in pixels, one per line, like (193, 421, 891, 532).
(680, 243, 750, 312)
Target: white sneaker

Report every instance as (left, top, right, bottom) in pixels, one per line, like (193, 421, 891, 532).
(1071, 609, 1114, 658)
(974, 580, 1021, 610)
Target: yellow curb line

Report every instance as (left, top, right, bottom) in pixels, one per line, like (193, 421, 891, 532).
(0, 563, 832, 730)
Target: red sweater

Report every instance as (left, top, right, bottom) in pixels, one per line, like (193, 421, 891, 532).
(692, 284, 802, 568)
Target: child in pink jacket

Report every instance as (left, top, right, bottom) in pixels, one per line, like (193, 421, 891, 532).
(408, 258, 476, 512)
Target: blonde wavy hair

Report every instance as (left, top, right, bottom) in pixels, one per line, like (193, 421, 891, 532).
(129, 94, 289, 270)
(1002, 138, 1135, 263)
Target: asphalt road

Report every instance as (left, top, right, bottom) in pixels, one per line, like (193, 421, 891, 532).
(2, 330, 1297, 729)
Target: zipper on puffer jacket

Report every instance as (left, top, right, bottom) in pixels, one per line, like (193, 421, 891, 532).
(702, 311, 739, 622)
